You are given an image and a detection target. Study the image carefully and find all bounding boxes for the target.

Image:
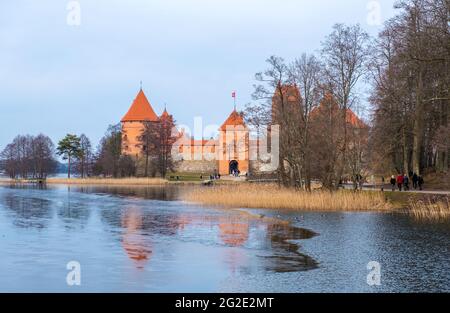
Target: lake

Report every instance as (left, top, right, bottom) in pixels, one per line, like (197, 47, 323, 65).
(0, 184, 449, 292)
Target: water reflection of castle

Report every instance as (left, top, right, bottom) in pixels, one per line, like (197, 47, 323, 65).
(119, 205, 317, 273)
(120, 207, 251, 268)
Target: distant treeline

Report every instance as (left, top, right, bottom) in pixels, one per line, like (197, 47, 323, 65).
(0, 124, 133, 179)
(1, 105, 178, 180)
(0, 134, 58, 179)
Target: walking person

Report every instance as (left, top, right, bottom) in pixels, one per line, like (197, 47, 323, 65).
(403, 174, 410, 191)
(396, 174, 404, 191)
(390, 175, 396, 192)
(412, 172, 418, 189)
(418, 175, 424, 191)
(381, 176, 385, 192)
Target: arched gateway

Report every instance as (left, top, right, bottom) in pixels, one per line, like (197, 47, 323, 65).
(229, 160, 239, 175)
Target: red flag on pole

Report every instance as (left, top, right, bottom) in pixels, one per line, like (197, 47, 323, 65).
(232, 91, 237, 110)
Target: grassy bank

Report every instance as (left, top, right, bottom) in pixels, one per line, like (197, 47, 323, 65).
(46, 177, 168, 186)
(384, 191, 450, 220)
(184, 184, 393, 212)
(166, 172, 210, 182)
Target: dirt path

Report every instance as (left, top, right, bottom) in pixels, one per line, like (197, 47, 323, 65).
(342, 183, 450, 196)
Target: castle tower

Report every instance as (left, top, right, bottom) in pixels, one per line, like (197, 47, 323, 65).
(218, 109, 249, 176)
(121, 89, 159, 157)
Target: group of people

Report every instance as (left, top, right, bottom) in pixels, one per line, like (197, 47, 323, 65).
(231, 169, 241, 177)
(208, 173, 221, 180)
(389, 173, 424, 191)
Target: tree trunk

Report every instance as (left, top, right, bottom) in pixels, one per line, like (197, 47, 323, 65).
(402, 125, 409, 174)
(305, 153, 312, 192)
(144, 152, 149, 177)
(304, 125, 312, 192)
(144, 134, 150, 177)
(412, 69, 424, 175)
(68, 154, 71, 179)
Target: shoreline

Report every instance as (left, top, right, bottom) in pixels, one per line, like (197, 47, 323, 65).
(0, 177, 170, 186)
(0, 177, 242, 187)
(1, 178, 449, 219)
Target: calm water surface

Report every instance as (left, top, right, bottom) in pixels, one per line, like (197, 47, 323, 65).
(0, 185, 449, 292)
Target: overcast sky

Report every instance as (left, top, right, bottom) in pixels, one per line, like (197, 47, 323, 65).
(0, 0, 398, 149)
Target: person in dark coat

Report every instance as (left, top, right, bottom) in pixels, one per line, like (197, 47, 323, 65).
(418, 176, 424, 190)
(403, 174, 410, 191)
(412, 173, 419, 189)
(390, 175, 396, 191)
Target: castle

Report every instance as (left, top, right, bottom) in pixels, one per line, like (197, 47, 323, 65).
(121, 88, 251, 176)
(121, 87, 366, 177)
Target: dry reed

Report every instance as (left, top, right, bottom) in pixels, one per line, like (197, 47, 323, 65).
(184, 184, 393, 212)
(408, 197, 450, 221)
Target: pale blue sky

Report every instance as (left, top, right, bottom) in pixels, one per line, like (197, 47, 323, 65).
(0, 0, 397, 149)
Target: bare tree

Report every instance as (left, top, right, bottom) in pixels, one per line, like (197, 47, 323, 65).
(369, 0, 449, 176)
(252, 55, 303, 187)
(321, 23, 372, 181)
(76, 134, 93, 178)
(139, 112, 177, 178)
(94, 124, 125, 178)
(139, 121, 159, 177)
(0, 134, 57, 179)
(289, 54, 323, 190)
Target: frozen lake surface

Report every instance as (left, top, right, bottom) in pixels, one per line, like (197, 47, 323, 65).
(0, 185, 449, 292)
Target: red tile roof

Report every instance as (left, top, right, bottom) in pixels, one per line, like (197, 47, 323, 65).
(160, 108, 170, 119)
(220, 109, 246, 131)
(121, 89, 159, 122)
(310, 93, 367, 128)
(345, 108, 366, 128)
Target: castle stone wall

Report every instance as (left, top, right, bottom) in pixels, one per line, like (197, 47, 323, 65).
(175, 160, 217, 174)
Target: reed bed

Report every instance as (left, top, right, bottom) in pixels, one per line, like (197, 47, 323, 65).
(184, 184, 393, 212)
(46, 177, 168, 186)
(408, 197, 450, 221)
